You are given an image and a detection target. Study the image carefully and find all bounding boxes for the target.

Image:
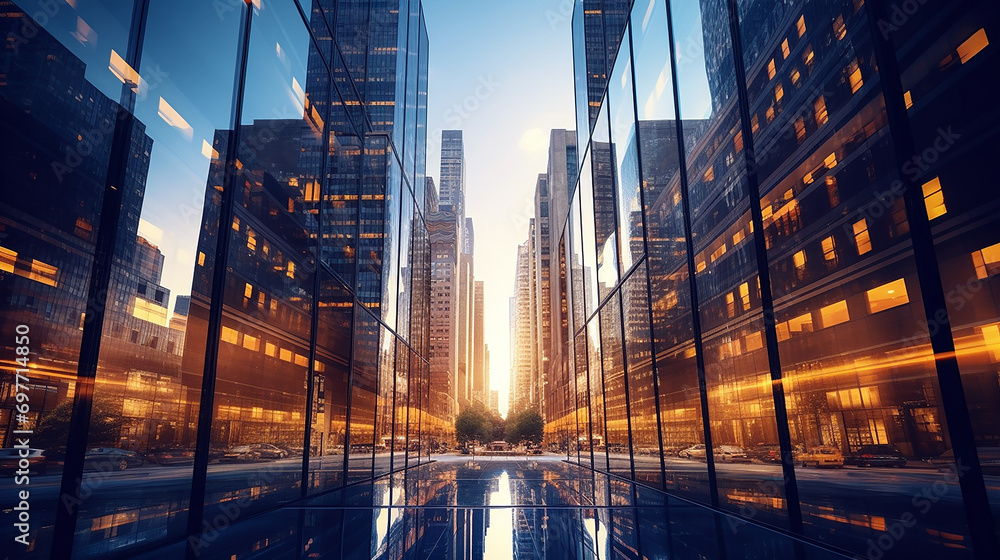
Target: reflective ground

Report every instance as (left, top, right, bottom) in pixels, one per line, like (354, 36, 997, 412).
(126, 455, 852, 560)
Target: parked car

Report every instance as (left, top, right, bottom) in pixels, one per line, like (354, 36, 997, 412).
(797, 446, 844, 468)
(845, 444, 907, 468)
(0, 448, 46, 475)
(679, 444, 708, 460)
(749, 444, 783, 463)
(146, 446, 196, 465)
(714, 445, 751, 463)
(931, 447, 1000, 476)
(84, 448, 144, 471)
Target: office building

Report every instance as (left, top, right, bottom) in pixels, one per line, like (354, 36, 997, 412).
(543, 0, 1000, 559)
(0, 0, 432, 557)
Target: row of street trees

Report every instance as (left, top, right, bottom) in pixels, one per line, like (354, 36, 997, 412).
(453, 402, 544, 447)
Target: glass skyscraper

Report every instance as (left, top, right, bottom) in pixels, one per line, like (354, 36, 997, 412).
(549, 0, 1000, 559)
(0, 0, 433, 557)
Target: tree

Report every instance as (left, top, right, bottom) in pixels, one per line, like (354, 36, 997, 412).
(454, 404, 492, 445)
(505, 409, 544, 446)
(34, 397, 124, 450)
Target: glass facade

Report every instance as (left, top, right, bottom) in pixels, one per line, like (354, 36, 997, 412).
(555, 0, 1000, 559)
(0, 0, 434, 557)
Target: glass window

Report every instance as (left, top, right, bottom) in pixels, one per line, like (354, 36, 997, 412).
(592, 98, 619, 301)
(600, 295, 629, 478)
(587, 317, 607, 472)
(579, 147, 600, 319)
(621, 264, 659, 486)
(609, 24, 644, 274)
(349, 307, 379, 482)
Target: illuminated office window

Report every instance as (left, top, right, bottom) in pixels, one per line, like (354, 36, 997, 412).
(790, 67, 800, 85)
(796, 15, 806, 37)
(820, 300, 849, 328)
(971, 242, 1000, 279)
(775, 83, 784, 102)
(768, 58, 776, 79)
(793, 250, 806, 269)
(0, 246, 16, 273)
(265, 342, 277, 357)
(853, 219, 872, 255)
(794, 117, 806, 142)
(739, 282, 750, 310)
(821, 236, 837, 262)
(866, 279, 909, 314)
(904, 90, 913, 109)
(781, 39, 790, 59)
(814, 96, 828, 126)
(833, 15, 846, 40)
(957, 28, 989, 64)
(243, 334, 260, 352)
(221, 326, 239, 344)
(922, 177, 947, 220)
(848, 60, 863, 93)
(244, 282, 253, 298)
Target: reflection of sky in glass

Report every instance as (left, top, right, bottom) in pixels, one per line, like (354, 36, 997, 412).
(483, 471, 514, 560)
(671, 2, 713, 120)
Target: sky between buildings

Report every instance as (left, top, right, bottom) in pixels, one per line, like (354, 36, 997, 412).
(422, 0, 576, 415)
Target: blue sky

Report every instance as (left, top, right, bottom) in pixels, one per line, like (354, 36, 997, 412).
(422, 0, 577, 414)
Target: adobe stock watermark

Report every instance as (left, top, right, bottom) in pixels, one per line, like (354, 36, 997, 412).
(875, 0, 935, 40)
(442, 75, 501, 129)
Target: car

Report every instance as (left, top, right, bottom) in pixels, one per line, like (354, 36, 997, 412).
(84, 447, 144, 471)
(931, 447, 1000, 476)
(845, 444, 907, 468)
(679, 444, 708, 460)
(251, 443, 289, 459)
(714, 445, 751, 463)
(0, 448, 46, 475)
(146, 446, 196, 465)
(750, 444, 783, 463)
(797, 446, 844, 468)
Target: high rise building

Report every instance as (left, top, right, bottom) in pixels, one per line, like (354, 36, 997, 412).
(0, 1, 432, 556)
(439, 129, 467, 212)
(473, 280, 487, 406)
(553, 1, 1000, 559)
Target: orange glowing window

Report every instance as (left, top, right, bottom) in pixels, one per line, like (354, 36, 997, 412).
(971, 242, 1000, 279)
(734, 131, 744, 152)
(788, 313, 813, 334)
(824, 152, 838, 169)
(852, 219, 872, 255)
(922, 177, 947, 220)
(775, 83, 784, 102)
(794, 117, 806, 142)
(294, 353, 309, 367)
(746, 331, 764, 351)
(221, 326, 239, 344)
(696, 260, 707, 273)
(822, 236, 837, 261)
(803, 45, 814, 66)
(793, 250, 806, 269)
(866, 278, 909, 314)
(814, 96, 828, 126)
(781, 39, 791, 59)
(848, 61, 863, 93)
(751, 113, 760, 133)
(28, 259, 58, 287)
(232, 216, 240, 231)
(703, 166, 715, 182)
(197, 252, 206, 267)
(820, 300, 850, 327)
(957, 28, 988, 64)
(833, 15, 846, 40)
(279, 348, 293, 362)
(790, 68, 801, 86)
(726, 293, 736, 318)
(776, 322, 791, 342)
(265, 342, 277, 357)
(247, 229, 257, 251)
(766, 106, 776, 122)
(0, 246, 16, 273)
(242, 334, 260, 352)
(739, 282, 751, 310)
(733, 229, 746, 246)
(767, 59, 776, 79)
(244, 282, 253, 299)
(287, 261, 296, 279)
(796, 15, 806, 37)
(711, 243, 727, 262)
(903, 90, 913, 109)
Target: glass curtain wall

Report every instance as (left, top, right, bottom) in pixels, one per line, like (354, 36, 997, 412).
(561, 1, 1000, 559)
(0, 1, 432, 558)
